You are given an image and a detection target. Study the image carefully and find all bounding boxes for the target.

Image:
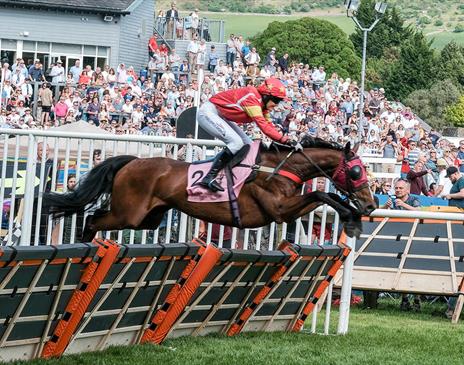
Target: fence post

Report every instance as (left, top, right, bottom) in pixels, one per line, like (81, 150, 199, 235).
(177, 143, 192, 243)
(32, 82, 40, 118)
(20, 134, 38, 246)
(337, 235, 356, 334)
(219, 20, 225, 43)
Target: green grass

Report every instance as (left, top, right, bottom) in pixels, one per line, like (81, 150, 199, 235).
(10, 299, 464, 365)
(427, 31, 464, 49)
(204, 13, 355, 40)
(204, 12, 464, 49)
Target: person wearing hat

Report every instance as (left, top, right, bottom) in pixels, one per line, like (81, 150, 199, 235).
(444, 166, 464, 208)
(50, 60, 65, 83)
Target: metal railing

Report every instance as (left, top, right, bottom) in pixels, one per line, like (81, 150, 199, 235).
(0, 128, 355, 335)
(156, 17, 225, 43)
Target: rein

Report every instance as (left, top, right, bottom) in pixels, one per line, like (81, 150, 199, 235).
(259, 148, 368, 211)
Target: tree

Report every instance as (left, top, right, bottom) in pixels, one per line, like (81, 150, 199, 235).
(434, 41, 464, 86)
(405, 80, 461, 130)
(445, 96, 464, 127)
(251, 17, 361, 78)
(382, 31, 436, 100)
(349, 1, 412, 59)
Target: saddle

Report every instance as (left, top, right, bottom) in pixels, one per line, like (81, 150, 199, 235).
(186, 141, 261, 227)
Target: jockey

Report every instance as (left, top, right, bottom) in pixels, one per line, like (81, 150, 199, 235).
(197, 77, 303, 192)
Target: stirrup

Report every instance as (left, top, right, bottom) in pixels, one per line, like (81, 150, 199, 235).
(199, 178, 224, 192)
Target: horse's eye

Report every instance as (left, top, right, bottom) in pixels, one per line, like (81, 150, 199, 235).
(349, 166, 362, 180)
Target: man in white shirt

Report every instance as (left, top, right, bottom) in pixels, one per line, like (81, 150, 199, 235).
(69, 60, 82, 83)
(186, 39, 199, 73)
(1, 63, 12, 83)
(311, 66, 326, 90)
(435, 158, 453, 197)
(50, 60, 65, 83)
(11, 68, 25, 87)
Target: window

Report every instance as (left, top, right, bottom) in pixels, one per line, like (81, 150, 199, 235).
(1, 50, 15, 66)
(23, 41, 36, 52)
(97, 57, 107, 69)
(83, 56, 96, 70)
(22, 52, 36, 67)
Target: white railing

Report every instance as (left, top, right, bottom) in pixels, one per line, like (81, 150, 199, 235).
(0, 128, 357, 335)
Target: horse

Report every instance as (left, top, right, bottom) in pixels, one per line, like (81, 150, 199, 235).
(43, 136, 377, 243)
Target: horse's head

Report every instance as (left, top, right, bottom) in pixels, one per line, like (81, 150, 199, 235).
(332, 142, 377, 216)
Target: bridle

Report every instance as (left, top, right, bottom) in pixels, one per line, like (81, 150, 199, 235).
(263, 147, 369, 212)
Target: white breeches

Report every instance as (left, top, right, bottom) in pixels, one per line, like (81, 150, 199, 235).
(197, 101, 252, 153)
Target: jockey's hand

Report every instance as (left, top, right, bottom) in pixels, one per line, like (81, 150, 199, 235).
(289, 140, 304, 152)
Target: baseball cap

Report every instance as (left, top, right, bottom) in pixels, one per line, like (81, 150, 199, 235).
(436, 158, 447, 167)
(446, 166, 458, 178)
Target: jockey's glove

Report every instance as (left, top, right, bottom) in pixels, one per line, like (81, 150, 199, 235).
(289, 140, 304, 152)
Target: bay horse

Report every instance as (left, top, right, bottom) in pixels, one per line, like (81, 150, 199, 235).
(43, 137, 376, 242)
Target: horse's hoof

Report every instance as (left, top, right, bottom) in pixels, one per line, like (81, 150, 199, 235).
(344, 224, 362, 239)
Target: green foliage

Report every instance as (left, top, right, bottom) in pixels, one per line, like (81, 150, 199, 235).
(455, 24, 464, 33)
(434, 41, 464, 86)
(418, 16, 432, 25)
(405, 79, 462, 130)
(250, 17, 361, 78)
(350, 1, 411, 59)
(434, 19, 444, 26)
(383, 31, 436, 100)
(444, 95, 464, 126)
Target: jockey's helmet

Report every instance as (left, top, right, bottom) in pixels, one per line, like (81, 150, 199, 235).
(257, 78, 288, 101)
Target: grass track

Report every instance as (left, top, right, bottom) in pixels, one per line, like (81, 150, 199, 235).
(10, 300, 464, 365)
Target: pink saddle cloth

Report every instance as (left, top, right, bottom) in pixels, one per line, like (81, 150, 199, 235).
(187, 141, 260, 203)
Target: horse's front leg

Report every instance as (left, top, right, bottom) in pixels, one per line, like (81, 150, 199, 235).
(280, 191, 362, 238)
(280, 191, 352, 221)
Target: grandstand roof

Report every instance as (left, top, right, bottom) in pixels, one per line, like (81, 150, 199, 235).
(0, 0, 140, 14)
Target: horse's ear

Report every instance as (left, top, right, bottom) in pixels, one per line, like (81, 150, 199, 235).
(352, 143, 360, 154)
(344, 142, 351, 156)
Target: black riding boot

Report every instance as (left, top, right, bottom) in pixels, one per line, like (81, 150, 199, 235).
(199, 148, 234, 192)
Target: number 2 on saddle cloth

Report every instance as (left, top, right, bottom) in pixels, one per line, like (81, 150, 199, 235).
(186, 142, 261, 228)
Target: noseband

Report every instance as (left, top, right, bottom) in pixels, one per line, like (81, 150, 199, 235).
(299, 152, 369, 210)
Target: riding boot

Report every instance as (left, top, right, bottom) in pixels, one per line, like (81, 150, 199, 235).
(199, 148, 234, 192)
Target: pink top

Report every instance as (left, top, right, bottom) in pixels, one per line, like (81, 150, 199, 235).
(54, 102, 68, 117)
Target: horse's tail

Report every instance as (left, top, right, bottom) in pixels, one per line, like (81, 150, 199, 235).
(43, 155, 137, 217)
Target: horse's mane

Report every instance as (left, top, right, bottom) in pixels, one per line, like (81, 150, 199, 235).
(259, 135, 344, 154)
(299, 135, 344, 151)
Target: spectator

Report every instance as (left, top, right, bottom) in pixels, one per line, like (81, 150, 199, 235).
(435, 159, 452, 197)
(384, 179, 422, 311)
(148, 33, 159, 58)
(311, 66, 326, 89)
(383, 179, 420, 211)
(50, 60, 65, 83)
(457, 139, 464, 172)
(244, 47, 261, 77)
(38, 82, 53, 126)
(407, 161, 430, 196)
(156, 10, 166, 35)
(69, 60, 82, 84)
(190, 9, 200, 40)
(196, 39, 207, 73)
(28, 60, 45, 82)
(278, 53, 289, 73)
(168, 48, 181, 78)
(165, 2, 178, 38)
(186, 37, 199, 74)
(444, 166, 464, 209)
(54, 96, 68, 126)
(208, 45, 218, 73)
(226, 34, 236, 67)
